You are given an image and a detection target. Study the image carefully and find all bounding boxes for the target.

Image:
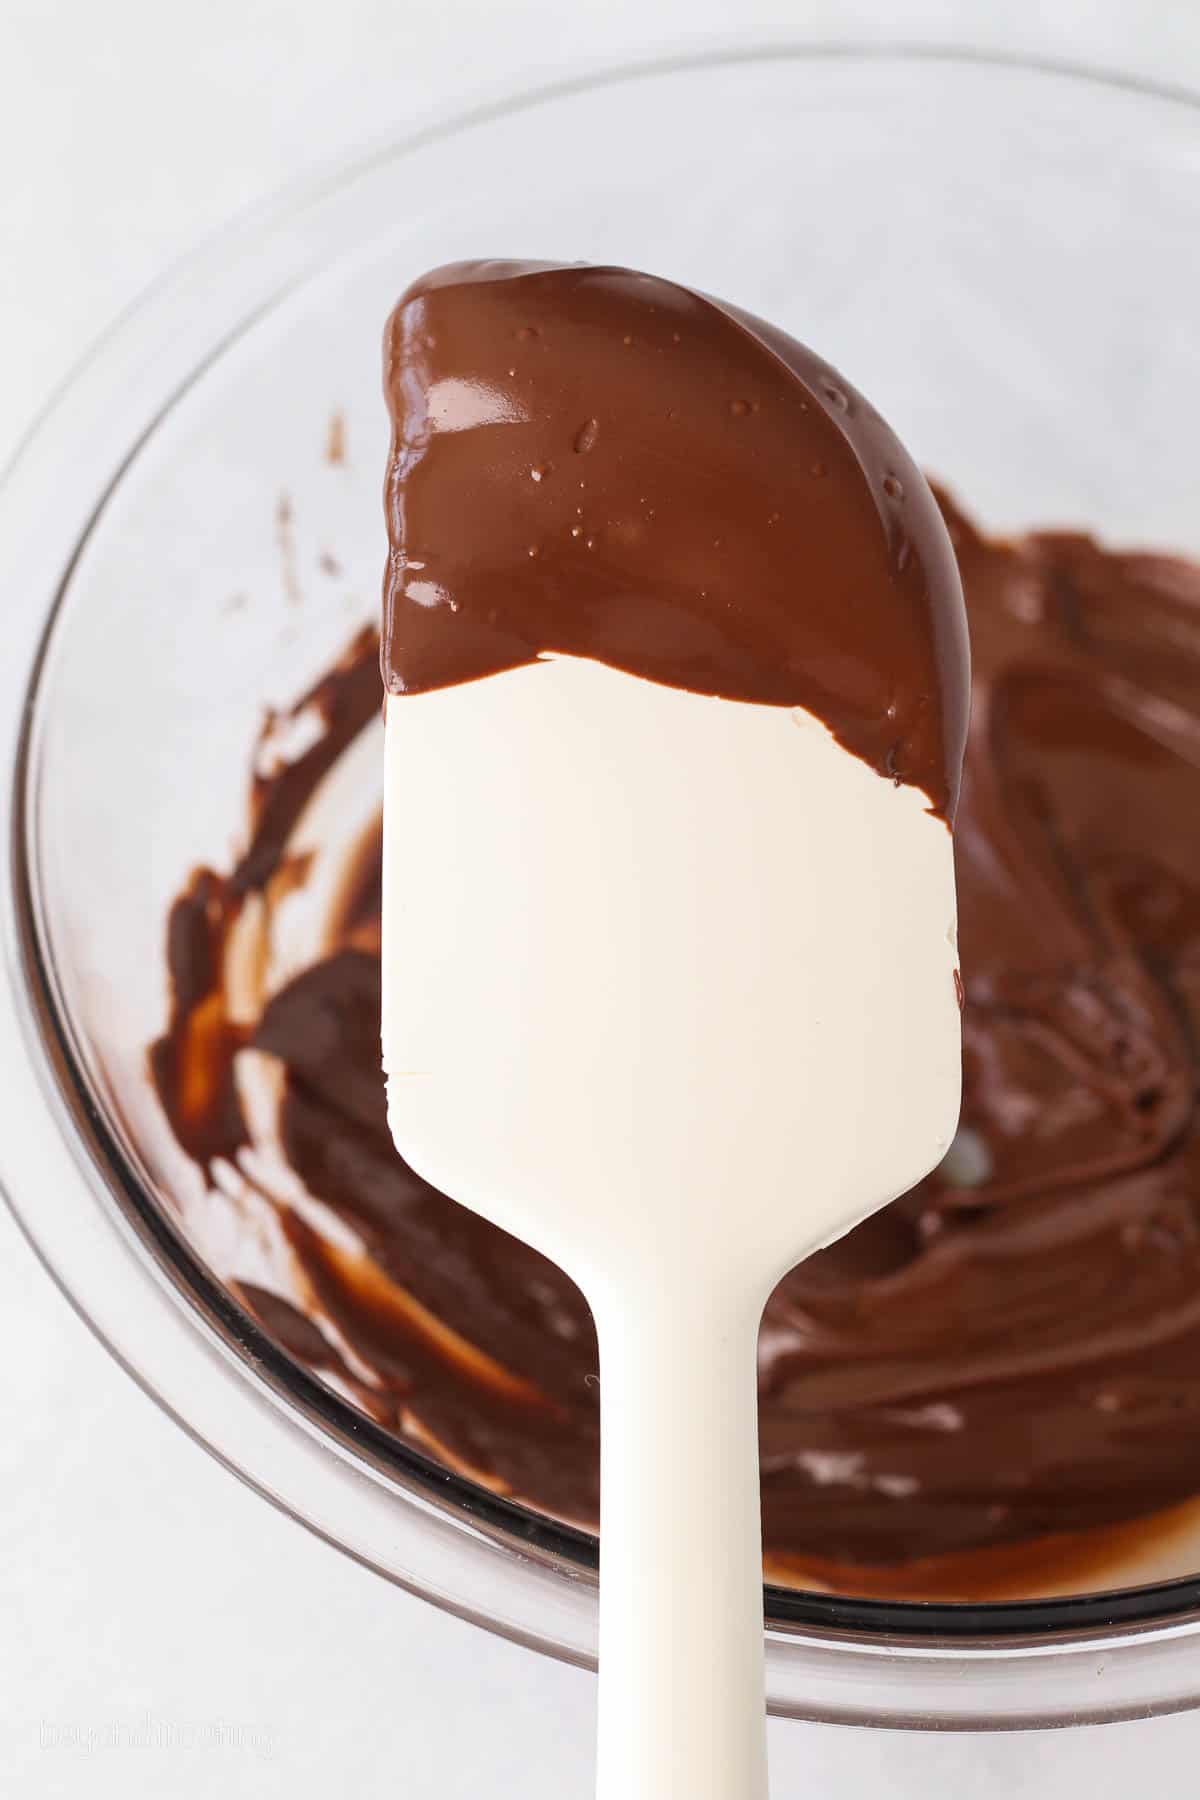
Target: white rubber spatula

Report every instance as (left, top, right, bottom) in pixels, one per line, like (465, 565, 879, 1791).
(381, 653, 962, 1799)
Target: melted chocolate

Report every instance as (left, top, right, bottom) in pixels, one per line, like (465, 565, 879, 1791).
(151, 496, 1200, 1597)
(382, 262, 968, 818)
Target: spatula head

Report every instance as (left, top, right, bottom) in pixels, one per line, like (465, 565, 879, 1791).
(379, 260, 968, 1302)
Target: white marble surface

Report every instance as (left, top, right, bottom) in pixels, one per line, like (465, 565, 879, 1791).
(3, 3, 1199, 1794)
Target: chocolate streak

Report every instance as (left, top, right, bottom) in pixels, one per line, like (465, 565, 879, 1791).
(151, 492, 1200, 1596)
(383, 261, 968, 819)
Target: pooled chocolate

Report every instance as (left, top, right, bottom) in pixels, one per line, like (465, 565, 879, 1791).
(152, 493, 1200, 1597)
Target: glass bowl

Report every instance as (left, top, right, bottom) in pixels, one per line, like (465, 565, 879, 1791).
(3, 45, 1200, 1730)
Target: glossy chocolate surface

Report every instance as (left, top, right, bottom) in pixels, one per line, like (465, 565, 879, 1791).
(383, 262, 968, 817)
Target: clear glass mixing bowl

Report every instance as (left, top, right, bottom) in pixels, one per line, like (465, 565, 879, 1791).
(3, 46, 1200, 1730)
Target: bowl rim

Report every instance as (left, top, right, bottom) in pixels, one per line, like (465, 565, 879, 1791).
(5, 39, 1200, 1728)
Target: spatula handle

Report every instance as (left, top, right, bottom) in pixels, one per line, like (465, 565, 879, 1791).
(593, 1283, 769, 1800)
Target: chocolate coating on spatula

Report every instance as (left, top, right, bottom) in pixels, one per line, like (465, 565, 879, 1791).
(383, 261, 968, 818)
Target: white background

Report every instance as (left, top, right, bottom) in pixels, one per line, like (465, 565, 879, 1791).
(3, 3, 1199, 1795)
